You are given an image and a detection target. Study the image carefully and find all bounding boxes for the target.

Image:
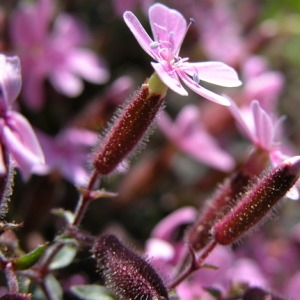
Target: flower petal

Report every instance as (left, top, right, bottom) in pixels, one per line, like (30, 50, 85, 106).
(2, 125, 43, 179)
(252, 100, 273, 149)
(49, 69, 83, 97)
(180, 72, 231, 105)
(149, 3, 187, 55)
(182, 61, 242, 87)
(65, 49, 109, 84)
(151, 62, 188, 96)
(0, 55, 22, 108)
(228, 98, 255, 141)
(6, 111, 44, 162)
(123, 11, 156, 60)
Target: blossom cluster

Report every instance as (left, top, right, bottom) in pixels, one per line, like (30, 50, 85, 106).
(0, 0, 299, 299)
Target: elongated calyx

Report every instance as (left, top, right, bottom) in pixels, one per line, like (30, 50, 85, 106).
(187, 171, 250, 251)
(213, 156, 300, 245)
(93, 73, 167, 175)
(92, 234, 169, 300)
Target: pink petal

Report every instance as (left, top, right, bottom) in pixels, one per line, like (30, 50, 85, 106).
(49, 69, 83, 97)
(66, 49, 109, 84)
(123, 11, 156, 60)
(149, 3, 187, 55)
(180, 72, 231, 105)
(157, 112, 175, 139)
(6, 111, 44, 162)
(151, 207, 197, 240)
(2, 126, 43, 179)
(151, 62, 188, 96)
(228, 99, 255, 141)
(0, 55, 22, 108)
(51, 13, 89, 47)
(179, 131, 235, 171)
(181, 61, 242, 87)
(252, 101, 273, 149)
(10, 0, 54, 46)
(168, 105, 235, 171)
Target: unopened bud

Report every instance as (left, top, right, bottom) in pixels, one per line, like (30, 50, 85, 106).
(187, 171, 250, 251)
(213, 156, 300, 245)
(93, 73, 167, 175)
(92, 234, 169, 300)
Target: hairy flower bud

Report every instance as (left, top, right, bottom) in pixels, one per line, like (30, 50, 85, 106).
(187, 171, 250, 251)
(92, 234, 169, 300)
(213, 156, 300, 245)
(93, 73, 167, 175)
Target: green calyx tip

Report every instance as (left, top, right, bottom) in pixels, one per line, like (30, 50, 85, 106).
(147, 72, 168, 97)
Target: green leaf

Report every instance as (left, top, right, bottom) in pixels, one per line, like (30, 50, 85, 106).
(49, 242, 78, 270)
(203, 286, 222, 299)
(32, 274, 63, 300)
(71, 285, 117, 300)
(51, 208, 75, 225)
(13, 244, 48, 270)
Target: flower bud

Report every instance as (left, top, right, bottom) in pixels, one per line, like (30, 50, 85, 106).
(187, 171, 250, 251)
(92, 234, 169, 300)
(213, 156, 300, 245)
(93, 73, 167, 175)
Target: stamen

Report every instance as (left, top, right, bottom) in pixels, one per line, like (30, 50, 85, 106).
(173, 16, 195, 55)
(193, 73, 200, 83)
(150, 41, 161, 49)
(189, 18, 195, 25)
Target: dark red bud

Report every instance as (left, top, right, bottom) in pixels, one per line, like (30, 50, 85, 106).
(187, 171, 250, 251)
(213, 156, 300, 245)
(93, 84, 165, 175)
(92, 234, 169, 300)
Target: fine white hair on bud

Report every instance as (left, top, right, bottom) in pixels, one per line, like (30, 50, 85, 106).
(213, 156, 300, 245)
(92, 234, 169, 300)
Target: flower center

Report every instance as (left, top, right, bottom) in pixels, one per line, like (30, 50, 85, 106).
(150, 18, 195, 64)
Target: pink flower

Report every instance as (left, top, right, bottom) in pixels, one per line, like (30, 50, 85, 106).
(0, 54, 44, 178)
(33, 128, 98, 186)
(10, 0, 109, 110)
(229, 99, 287, 166)
(158, 105, 235, 171)
(123, 3, 242, 105)
(229, 99, 299, 199)
(242, 56, 285, 112)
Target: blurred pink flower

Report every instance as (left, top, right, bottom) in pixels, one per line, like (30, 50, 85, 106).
(123, 3, 241, 105)
(229, 99, 299, 199)
(229, 99, 287, 166)
(145, 206, 269, 299)
(0, 54, 44, 178)
(10, 0, 109, 110)
(158, 105, 235, 171)
(33, 128, 98, 186)
(196, 0, 246, 66)
(242, 56, 285, 111)
(145, 207, 197, 280)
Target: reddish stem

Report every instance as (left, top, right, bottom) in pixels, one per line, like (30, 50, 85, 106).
(168, 241, 217, 290)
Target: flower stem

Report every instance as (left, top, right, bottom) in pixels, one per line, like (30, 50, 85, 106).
(168, 241, 217, 290)
(72, 170, 100, 227)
